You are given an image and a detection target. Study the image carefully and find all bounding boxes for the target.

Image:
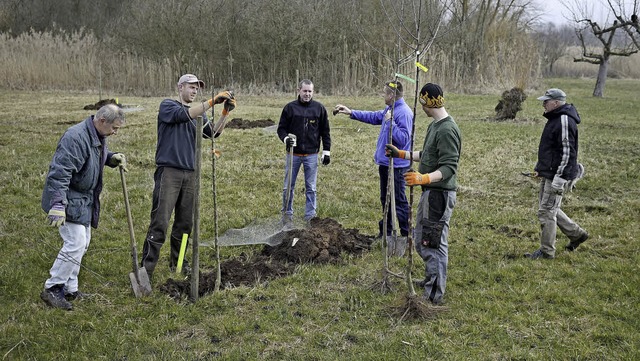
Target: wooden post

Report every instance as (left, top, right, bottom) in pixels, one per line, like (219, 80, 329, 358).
(190, 116, 203, 302)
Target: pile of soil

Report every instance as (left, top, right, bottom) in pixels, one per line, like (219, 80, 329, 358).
(225, 118, 275, 129)
(161, 217, 374, 300)
(83, 99, 121, 110)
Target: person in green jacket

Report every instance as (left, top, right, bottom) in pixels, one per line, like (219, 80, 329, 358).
(385, 83, 461, 305)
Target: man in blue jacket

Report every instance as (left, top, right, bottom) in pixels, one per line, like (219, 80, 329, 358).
(277, 79, 331, 225)
(41, 104, 126, 310)
(525, 88, 589, 259)
(141, 74, 235, 281)
(334, 81, 413, 256)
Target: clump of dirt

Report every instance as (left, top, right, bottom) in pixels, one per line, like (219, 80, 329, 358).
(225, 118, 275, 129)
(161, 217, 374, 300)
(83, 99, 121, 110)
(494, 87, 527, 121)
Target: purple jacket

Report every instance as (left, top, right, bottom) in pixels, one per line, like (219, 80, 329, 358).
(350, 98, 413, 168)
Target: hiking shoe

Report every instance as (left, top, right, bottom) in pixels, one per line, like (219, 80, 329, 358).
(566, 232, 589, 251)
(524, 249, 554, 259)
(65, 290, 90, 301)
(41, 285, 73, 310)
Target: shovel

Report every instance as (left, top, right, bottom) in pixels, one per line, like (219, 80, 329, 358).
(119, 166, 152, 297)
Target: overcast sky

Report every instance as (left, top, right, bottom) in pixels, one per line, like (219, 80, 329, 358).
(537, 0, 634, 25)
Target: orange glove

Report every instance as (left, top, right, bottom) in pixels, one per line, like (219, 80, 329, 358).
(208, 90, 233, 106)
(385, 144, 407, 159)
(222, 98, 236, 116)
(404, 171, 430, 186)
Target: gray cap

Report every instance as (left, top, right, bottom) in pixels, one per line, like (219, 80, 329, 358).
(177, 74, 205, 88)
(537, 88, 566, 101)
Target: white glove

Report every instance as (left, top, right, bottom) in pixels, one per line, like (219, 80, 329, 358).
(321, 150, 330, 165)
(551, 175, 567, 194)
(284, 134, 297, 151)
(111, 153, 128, 172)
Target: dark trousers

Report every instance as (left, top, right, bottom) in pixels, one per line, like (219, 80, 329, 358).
(378, 165, 410, 236)
(141, 167, 195, 274)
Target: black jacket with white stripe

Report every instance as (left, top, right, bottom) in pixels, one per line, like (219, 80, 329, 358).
(535, 103, 582, 181)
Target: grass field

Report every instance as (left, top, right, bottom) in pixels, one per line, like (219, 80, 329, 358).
(0, 78, 638, 360)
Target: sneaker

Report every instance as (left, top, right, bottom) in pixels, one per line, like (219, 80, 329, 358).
(41, 285, 73, 310)
(566, 232, 589, 251)
(65, 290, 90, 301)
(524, 249, 554, 259)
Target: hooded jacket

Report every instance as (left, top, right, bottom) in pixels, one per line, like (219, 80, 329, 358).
(535, 103, 582, 180)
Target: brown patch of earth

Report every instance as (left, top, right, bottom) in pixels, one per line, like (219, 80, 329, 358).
(225, 118, 275, 129)
(83, 99, 121, 110)
(160, 217, 374, 300)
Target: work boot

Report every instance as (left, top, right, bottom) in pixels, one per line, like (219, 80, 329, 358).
(41, 284, 73, 310)
(65, 290, 90, 301)
(566, 232, 589, 251)
(524, 249, 554, 260)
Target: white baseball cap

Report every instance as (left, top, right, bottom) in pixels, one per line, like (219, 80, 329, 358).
(178, 74, 205, 88)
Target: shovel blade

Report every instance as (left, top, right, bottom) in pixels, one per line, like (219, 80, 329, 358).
(129, 267, 152, 297)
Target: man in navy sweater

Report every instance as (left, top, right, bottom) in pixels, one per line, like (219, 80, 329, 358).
(141, 74, 235, 281)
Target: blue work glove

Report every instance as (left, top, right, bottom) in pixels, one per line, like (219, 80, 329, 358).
(321, 150, 330, 165)
(47, 203, 66, 227)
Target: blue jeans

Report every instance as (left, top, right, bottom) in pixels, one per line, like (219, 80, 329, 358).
(378, 165, 410, 236)
(45, 222, 91, 293)
(282, 153, 318, 220)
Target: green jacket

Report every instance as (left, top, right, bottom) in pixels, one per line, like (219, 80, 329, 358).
(417, 115, 462, 191)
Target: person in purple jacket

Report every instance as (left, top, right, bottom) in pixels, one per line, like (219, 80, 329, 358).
(141, 74, 236, 282)
(334, 81, 413, 255)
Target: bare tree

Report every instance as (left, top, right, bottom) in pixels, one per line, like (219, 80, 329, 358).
(535, 23, 574, 75)
(570, 0, 640, 97)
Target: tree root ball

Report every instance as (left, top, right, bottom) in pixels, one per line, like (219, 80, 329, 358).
(390, 294, 448, 321)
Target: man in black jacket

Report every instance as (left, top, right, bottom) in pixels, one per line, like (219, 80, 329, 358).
(277, 79, 331, 226)
(525, 88, 588, 259)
